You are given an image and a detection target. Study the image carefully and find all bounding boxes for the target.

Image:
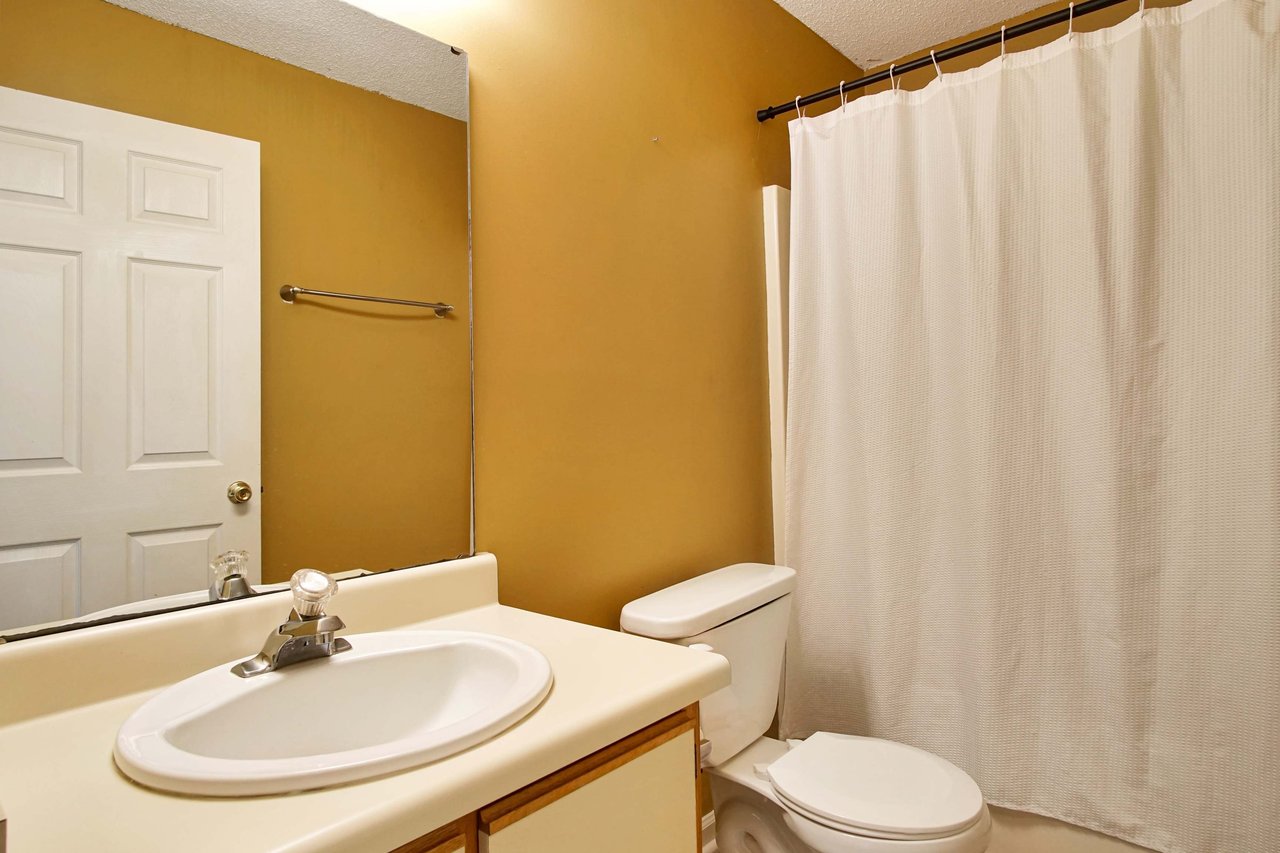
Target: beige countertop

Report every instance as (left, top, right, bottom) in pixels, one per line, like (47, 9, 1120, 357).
(0, 556, 729, 852)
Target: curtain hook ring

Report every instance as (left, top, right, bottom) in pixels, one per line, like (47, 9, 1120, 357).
(794, 95, 805, 118)
(1068, 1, 1075, 36)
(1138, 0, 1146, 13)
(930, 50, 942, 79)
(1001, 25, 1008, 60)
(889, 63, 898, 91)
(839, 80, 848, 109)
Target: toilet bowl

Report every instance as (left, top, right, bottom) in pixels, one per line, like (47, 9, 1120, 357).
(710, 735, 990, 853)
(621, 564, 990, 853)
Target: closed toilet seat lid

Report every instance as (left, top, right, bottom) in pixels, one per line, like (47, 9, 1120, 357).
(766, 733, 985, 840)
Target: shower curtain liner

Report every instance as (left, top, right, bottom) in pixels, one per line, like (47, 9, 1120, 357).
(781, 1, 1279, 851)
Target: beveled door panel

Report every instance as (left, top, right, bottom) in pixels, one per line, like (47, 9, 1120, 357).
(128, 152, 221, 230)
(0, 126, 80, 212)
(0, 540, 80, 628)
(126, 525, 221, 601)
(0, 244, 80, 475)
(127, 258, 221, 467)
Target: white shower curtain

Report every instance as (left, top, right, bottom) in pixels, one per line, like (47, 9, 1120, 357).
(781, 1, 1279, 851)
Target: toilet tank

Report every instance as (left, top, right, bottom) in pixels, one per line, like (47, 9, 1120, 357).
(621, 564, 795, 767)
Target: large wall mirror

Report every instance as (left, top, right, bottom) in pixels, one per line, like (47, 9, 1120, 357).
(0, 0, 472, 640)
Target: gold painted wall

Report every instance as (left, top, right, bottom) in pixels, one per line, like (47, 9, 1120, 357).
(356, 0, 862, 629)
(0, 0, 472, 582)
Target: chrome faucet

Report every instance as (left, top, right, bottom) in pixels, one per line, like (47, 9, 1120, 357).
(231, 569, 352, 678)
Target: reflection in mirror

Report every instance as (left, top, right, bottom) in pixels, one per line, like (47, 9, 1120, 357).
(0, 0, 471, 639)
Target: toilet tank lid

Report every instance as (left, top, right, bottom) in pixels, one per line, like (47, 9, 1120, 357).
(621, 563, 796, 639)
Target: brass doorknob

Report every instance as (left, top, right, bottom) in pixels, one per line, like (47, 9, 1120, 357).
(227, 481, 254, 504)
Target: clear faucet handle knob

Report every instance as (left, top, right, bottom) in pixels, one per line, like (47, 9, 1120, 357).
(210, 549, 249, 582)
(290, 568, 338, 617)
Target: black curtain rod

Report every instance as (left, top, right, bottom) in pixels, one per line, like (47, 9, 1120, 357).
(757, 0, 1131, 122)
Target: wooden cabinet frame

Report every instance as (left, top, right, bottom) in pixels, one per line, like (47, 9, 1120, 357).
(391, 813, 478, 853)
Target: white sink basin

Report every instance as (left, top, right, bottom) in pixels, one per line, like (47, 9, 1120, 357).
(114, 630, 553, 796)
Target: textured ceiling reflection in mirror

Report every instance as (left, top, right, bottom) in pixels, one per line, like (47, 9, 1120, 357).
(106, 0, 468, 120)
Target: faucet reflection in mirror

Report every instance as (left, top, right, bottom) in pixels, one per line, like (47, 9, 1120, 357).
(208, 551, 257, 603)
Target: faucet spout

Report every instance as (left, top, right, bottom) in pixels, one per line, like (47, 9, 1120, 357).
(231, 570, 351, 678)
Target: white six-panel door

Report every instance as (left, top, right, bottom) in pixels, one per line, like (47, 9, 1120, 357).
(0, 86, 260, 630)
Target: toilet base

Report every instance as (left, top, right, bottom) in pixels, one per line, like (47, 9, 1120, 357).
(710, 769, 816, 853)
(707, 737, 990, 853)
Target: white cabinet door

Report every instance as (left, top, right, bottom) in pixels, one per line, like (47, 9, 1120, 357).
(0, 85, 260, 629)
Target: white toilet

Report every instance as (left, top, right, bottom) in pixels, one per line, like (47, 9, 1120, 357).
(621, 563, 991, 853)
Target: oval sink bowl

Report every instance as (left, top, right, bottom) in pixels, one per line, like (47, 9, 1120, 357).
(114, 630, 553, 796)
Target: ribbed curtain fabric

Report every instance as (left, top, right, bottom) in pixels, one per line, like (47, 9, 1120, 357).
(781, 1, 1279, 851)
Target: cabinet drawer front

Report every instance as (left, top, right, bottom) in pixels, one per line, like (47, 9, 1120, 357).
(482, 729, 697, 853)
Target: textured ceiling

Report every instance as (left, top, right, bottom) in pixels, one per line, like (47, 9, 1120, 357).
(107, 0, 467, 120)
(773, 0, 1051, 68)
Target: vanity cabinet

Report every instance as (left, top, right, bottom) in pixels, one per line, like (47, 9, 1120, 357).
(391, 814, 477, 853)
(480, 705, 701, 853)
(393, 706, 701, 853)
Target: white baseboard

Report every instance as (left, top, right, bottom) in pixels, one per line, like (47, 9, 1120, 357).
(702, 810, 716, 853)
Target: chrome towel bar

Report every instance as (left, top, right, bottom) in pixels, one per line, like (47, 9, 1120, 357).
(279, 285, 453, 317)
